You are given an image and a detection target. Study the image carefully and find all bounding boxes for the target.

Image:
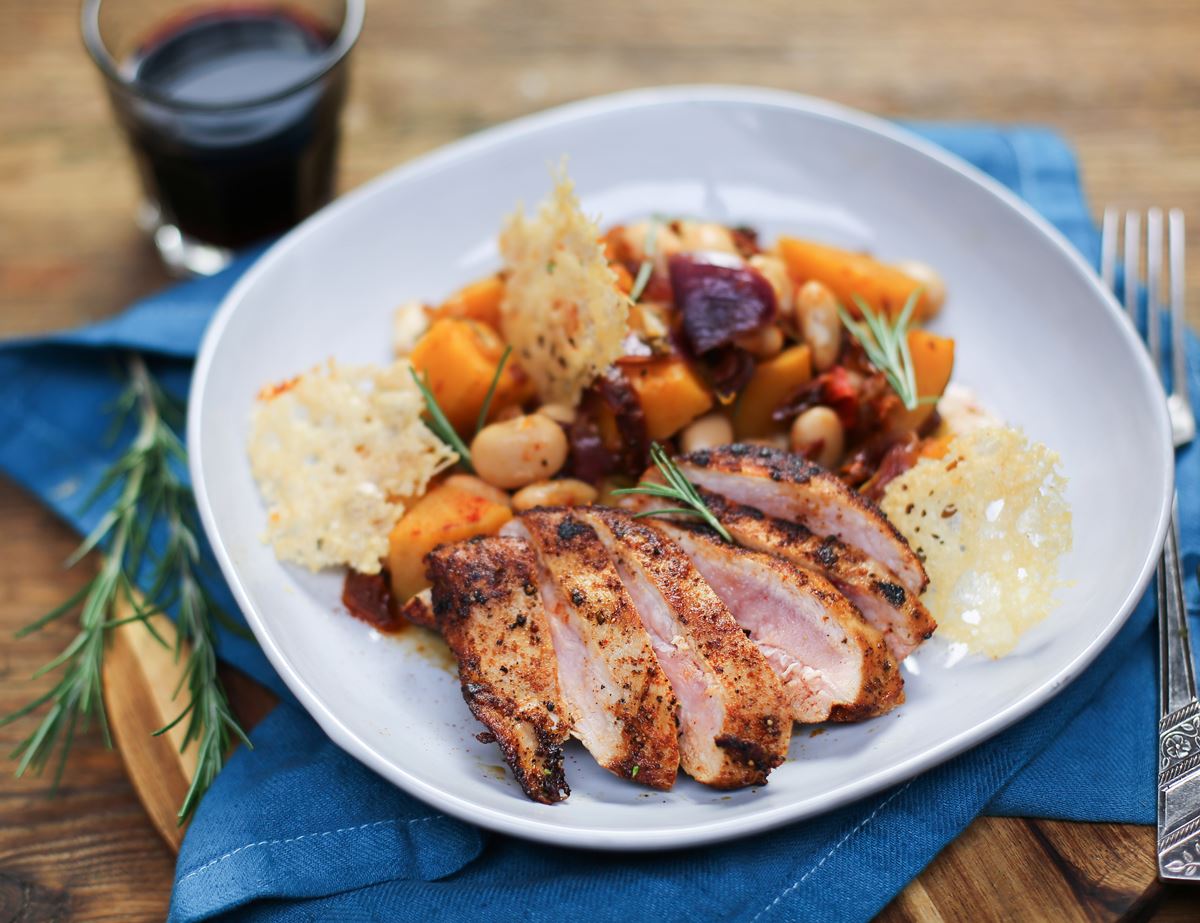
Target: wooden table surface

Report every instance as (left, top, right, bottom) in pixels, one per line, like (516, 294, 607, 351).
(2, 1, 1199, 919)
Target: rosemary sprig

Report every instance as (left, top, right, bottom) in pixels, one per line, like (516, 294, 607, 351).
(613, 442, 733, 541)
(0, 355, 248, 823)
(838, 289, 934, 411)
(474, 345, 512, 435)
(410, 345, 515, 473)
(628, 219, 660, 304)
(410, 368, 474, 469)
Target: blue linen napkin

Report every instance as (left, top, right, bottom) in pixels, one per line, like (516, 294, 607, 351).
(0, 125, 1179, 922)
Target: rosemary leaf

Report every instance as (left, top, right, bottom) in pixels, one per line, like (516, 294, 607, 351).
(629, 507, 706, 519)
(840, 290, 927, 411)
(1, 354, 249, 823)
(475, 345, 513, 436)
(613, 443, 733, 542)
(628, 219, 660, 304)
(409, 367, 473, 470)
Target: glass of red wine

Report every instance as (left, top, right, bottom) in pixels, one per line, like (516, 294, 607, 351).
(82, 0, 364, 275)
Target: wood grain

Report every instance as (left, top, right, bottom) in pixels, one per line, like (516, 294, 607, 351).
(3, 0, 1200, 920)
(102, 613, 200, 853)
(882, 818, 1163, 923)
(102, 612, 278, 855)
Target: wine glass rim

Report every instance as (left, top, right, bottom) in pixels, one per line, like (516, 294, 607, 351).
(81, 0, 365, 112)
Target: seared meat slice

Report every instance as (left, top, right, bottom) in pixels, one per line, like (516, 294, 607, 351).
(579, 508, 790, 788)
(677, 445, 928, 596)
(426, 537, 570, 804)
(398, 588, 437, 630)
(654, 522, 904, 722)
(692, 492, 935, 660)
(504, 511, 680, 790)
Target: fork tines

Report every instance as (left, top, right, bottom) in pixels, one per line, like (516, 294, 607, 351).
(1101, 207, 1193, 447)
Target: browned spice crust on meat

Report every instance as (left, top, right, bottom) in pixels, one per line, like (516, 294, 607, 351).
(583, 508, 790, 788)
(520, 509, 681, 790)
(658, 519, 905, 723)
(682, 444, 929, 593)
(427, 536, 571, 804)
(693, 488, 937, 654)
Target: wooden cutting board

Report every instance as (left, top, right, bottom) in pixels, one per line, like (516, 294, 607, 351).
(101, 608, 278, 852)
(102, 612, 1166, 920)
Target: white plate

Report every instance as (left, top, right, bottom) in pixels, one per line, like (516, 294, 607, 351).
(189, 86, 1173, 850)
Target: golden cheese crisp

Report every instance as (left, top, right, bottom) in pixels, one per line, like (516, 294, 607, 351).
(881, 427, 1072, 658)
(498, 167, 627, 406)
(249, 360, 456, 574)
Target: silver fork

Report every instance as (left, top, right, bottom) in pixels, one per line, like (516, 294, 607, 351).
(1102, 207, 1200, 881)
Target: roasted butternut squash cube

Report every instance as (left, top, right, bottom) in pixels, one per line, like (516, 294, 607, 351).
(733, 344, 813, 439)
(889, 331, 955, 434)
(387, 481, 513, 601)
(431, 275, 505, 331)
(778, 237, 936, 321)
(625, 358, 714, 441)
(409, 318, 532, 435)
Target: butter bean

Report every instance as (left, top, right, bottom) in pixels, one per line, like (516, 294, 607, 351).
(796, 280, 841, 371)
(733, 324, 785, 359)
(677, 220, 738, 254)
(471, 414, 568, 489)
(538, 402, 577, 425)
(511, 478, 598, 512)
(443, 474, 512, 508)
(749, 254, 795, 320)
(680, 413, 735, 454)
(789, 406, 845, 469)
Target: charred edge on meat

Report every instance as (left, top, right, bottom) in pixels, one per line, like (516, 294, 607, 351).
(680, 444, 927, 591)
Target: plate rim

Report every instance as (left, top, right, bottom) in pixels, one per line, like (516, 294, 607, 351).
(188, 84, 1174, 850)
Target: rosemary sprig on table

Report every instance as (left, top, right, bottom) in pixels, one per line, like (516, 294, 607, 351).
(838, 289, 933, 411)
(0, 354, 248, 823)
(411, 344, 513, 472)
(614, 443, 733, 542)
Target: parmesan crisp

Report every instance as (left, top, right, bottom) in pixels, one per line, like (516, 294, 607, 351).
(499, 168, 627, 406)
(881, 427, 1072, 658)
(249, 360, 456, 574)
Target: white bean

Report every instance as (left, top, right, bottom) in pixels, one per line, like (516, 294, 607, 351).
(471, 413, 569, 489)
(624, 220, 683, 275)
(511, 478, 598, 512)
(539, 402, 577, 425)
(749, 254, 795, 320)
(790, 406, 845, 469)
(443, 474, 513, 508)
(677, 220, 738, 254)
(733, 324, 785, 359)
(680, 413, 735, 454)
(894, 260, 947, 316)
(796, 280, 841, 371)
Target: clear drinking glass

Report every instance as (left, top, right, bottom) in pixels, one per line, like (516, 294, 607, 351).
(82, 0, 364, 275)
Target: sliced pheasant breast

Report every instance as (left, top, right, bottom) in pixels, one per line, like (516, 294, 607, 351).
(654, 521, 904, 723)
(691, 491, 936, 660)
(579, 507, 790, 789)
(426, 536, 571, 804)
(677, 445, 929, 597)
(398, 587, 437, 630)
(503, 511, 681, 790)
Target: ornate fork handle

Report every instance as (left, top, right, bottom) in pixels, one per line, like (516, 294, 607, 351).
(1157, 510, 1200, 879)
(1104, 207, 1200, 881)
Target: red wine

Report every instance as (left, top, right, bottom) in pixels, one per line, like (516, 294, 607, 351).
(115, 6, 346, 249)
